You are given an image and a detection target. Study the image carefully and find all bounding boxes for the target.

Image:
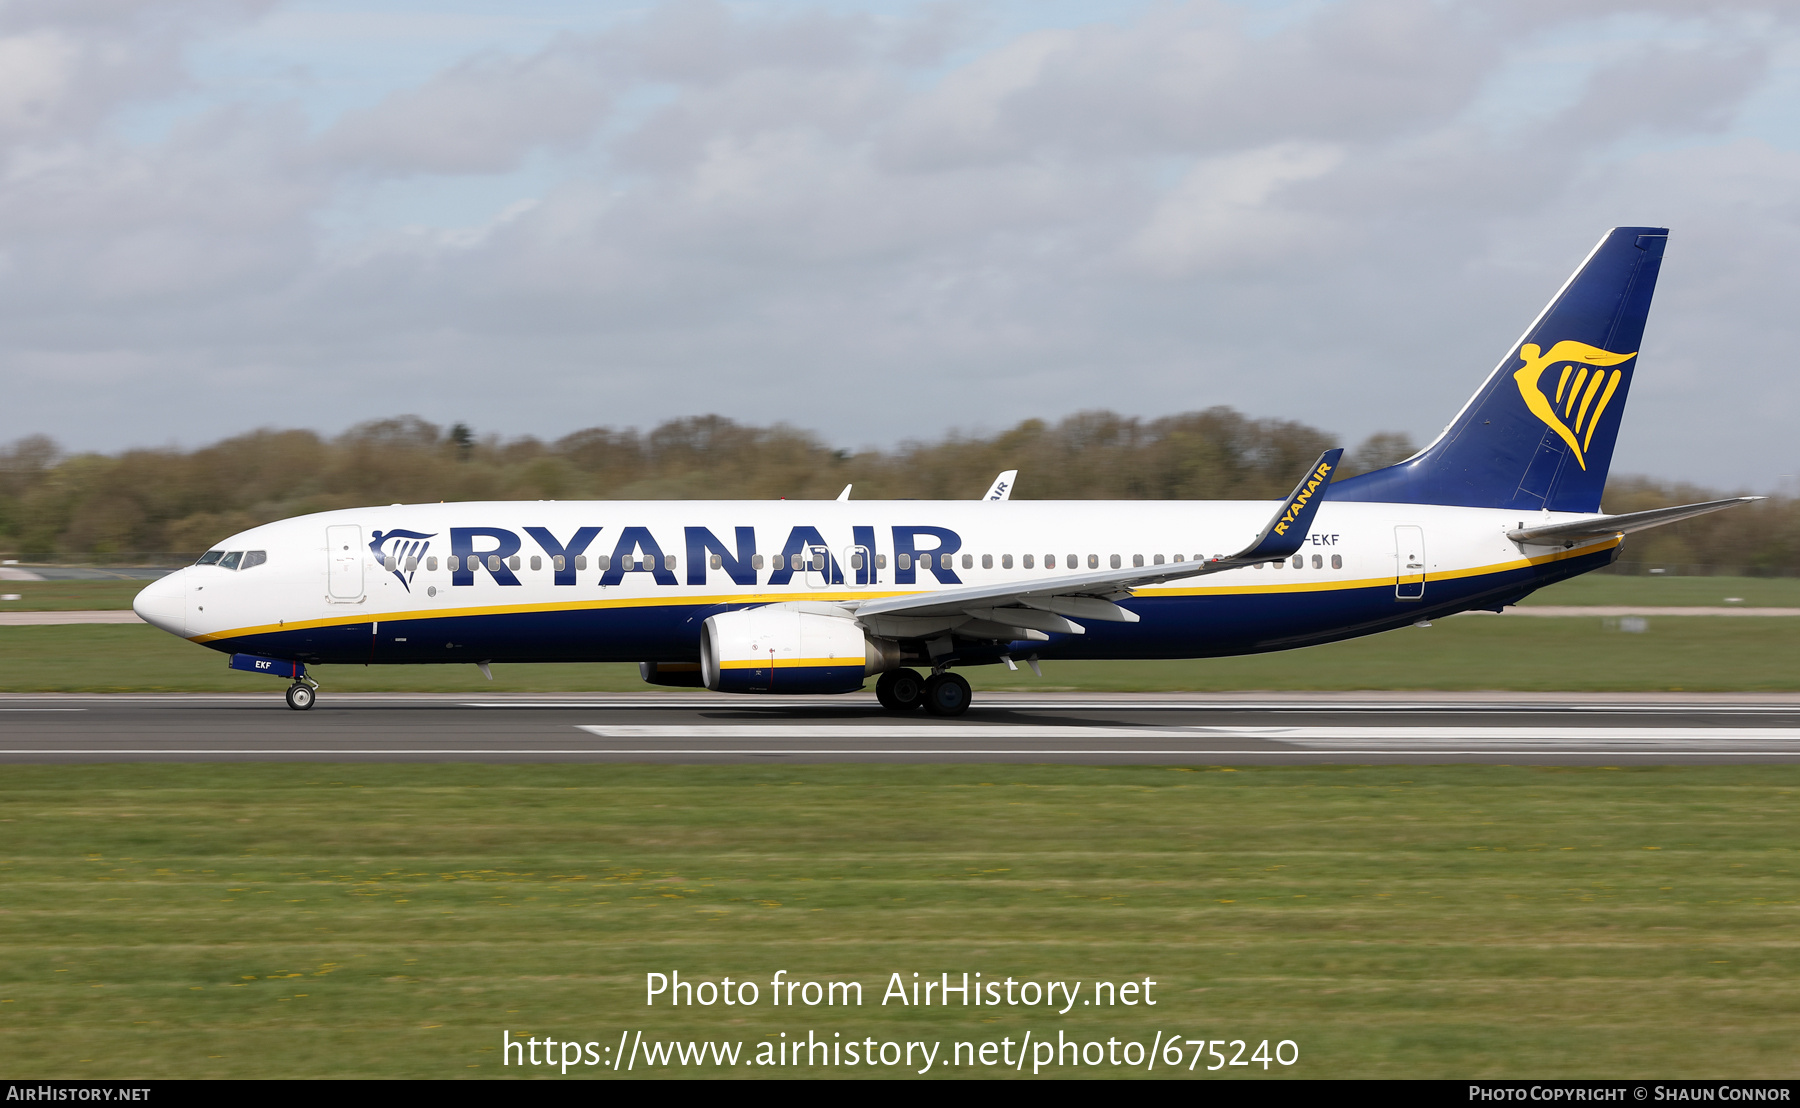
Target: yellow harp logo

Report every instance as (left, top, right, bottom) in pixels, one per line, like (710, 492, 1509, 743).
(1512, 341, 1636, 470)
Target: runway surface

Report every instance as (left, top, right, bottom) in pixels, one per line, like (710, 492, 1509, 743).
(4, 691, 1800, 764)
(6, 606, 1800, 625)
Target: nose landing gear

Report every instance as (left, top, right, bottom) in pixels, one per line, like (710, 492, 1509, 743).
(285, 680, 318, 711)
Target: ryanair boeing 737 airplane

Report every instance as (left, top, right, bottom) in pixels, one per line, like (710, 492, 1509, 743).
(133, 227, 1755, 713)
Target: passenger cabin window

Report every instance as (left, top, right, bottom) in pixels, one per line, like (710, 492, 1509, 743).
(1043, 554, 1054, 568)
(1001, 554, 1012, 569)
(1088, 554, 1100, 569)
(1022, 554, 1033, 568)
(850, 552, 864, 570)
(710, 554, 723, 570)
(196, 551, 224, 566)
(1152, 554, 1163, 566)
(403, 556, 417, 572)
(1312, 554, 1323, 569)
(1291, 555, 1303, 569)
(962, 554, 973, 570)
(1331, 554, 1343, 569)
(752, 554, 765, 570)
(530, 555, 542, 571)
(446, 555, 460, 572)
(596, 554, 612, 571)
(1110, 554, 1122, 569)
(665, 555, 677, 570)
(771, 554, 785, 570)
(241, 550, 268, 570)
(383, 555, 396, 571)
(427, 556, 439, 571)
(219, 551, 243, 570)
(575, 555, 587, 570)
(553, 555, 565, 571)
(876, 554, 887, 569)
(1173, 554, 1184, 562)
(919, 553, 933, 570)
(1068, 554, 1079, 568)
(897, 554, 911, 570)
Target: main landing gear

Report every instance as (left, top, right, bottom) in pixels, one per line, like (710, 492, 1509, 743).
(875, 668, 925, 711)
(876, 668, 971, 717)
(285, 681, 317, 711)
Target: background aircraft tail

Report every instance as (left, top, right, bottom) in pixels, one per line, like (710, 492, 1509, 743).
(1329, 226, 1667, 513)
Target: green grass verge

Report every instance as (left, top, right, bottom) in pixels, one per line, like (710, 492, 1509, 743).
(3, 764, 1797, 1079)
(1516, 575, 1800, 607)
(2, 617, 1795, 693)
(4, 574, 1797, 613)
(0, 580, 145, 611)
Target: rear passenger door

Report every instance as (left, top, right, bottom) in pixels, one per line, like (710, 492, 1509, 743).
(1394, 525, 1425, 600)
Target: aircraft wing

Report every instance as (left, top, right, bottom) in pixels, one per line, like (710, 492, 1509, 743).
(852, 450, 1342, 641)
(1507, 496, 1761, 545)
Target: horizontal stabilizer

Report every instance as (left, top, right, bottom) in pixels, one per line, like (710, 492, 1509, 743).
(1508, 496, 1761, 545)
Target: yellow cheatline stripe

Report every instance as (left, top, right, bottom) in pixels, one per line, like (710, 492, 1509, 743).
(188, 587, 921, 643)
(718, 657, 861, 670)
(188, 537, 1622, 644)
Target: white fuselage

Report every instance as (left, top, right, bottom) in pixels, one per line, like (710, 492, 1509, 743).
(132, 498, 1615, 668)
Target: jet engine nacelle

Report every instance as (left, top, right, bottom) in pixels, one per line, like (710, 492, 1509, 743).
(701, 606, 900, 694)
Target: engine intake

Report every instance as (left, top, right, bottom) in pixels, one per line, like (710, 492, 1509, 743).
(701, 607, 899, 694)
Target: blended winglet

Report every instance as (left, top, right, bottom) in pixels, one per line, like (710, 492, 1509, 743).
(1236, 449, 1343, 562)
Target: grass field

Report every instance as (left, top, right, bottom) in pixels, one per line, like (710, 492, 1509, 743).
(1, 616, 1794, 693)
(2, 763, 1796, 1079)
(0, 579, 145, 611)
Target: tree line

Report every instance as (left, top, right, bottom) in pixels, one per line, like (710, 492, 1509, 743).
(0, 411, 1791, 574)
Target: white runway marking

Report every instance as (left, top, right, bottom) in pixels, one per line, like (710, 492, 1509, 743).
(580, 724, 1184, 739)
(10, 749, 1800, 757)
(467, 701, 1800, 714)
(577, 724, 1800, 747)
(0, 708, 86, 711)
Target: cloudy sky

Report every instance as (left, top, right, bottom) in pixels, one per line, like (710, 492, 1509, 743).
(2, 0, 1797, 489)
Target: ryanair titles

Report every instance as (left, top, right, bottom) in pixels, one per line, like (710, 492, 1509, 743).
(1270, 459, 1334, 537)
(430, 524, 965, 587)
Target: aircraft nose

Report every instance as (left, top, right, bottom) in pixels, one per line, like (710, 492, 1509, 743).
(133, 569, 187, 637)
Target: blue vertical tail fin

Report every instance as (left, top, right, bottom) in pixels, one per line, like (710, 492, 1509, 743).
(1330, 227, 1667, 513)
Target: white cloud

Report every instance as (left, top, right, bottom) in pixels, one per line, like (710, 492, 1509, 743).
(0, 0, 1798, 489)
(1128, 142, 1345, 275)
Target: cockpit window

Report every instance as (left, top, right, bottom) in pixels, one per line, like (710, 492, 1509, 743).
(241, 550, 267, 570)
(219, 551, 243, 571)
(196, 551, 224, 566)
